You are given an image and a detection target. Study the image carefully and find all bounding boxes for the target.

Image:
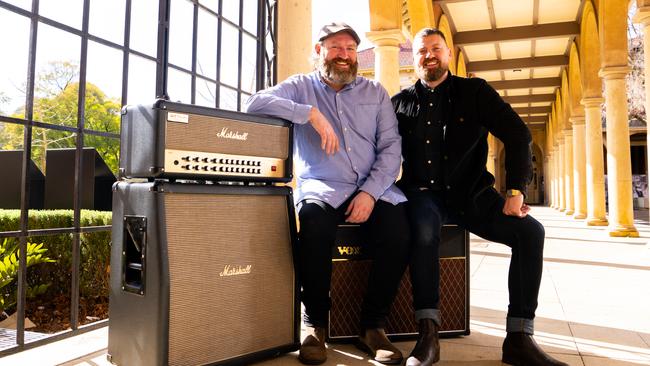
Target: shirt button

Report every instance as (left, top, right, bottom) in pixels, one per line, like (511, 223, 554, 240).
(427, 160, 432, 164)
(444, 155, 448, 160)
(339, 110, 342, 114)
(426, 140, 430, 144)
(446, 185, 451, 190)
(429, 103, 433, 106)
(347, 147, 351, 151)
(344, 127, 348, 131)
(430, 180, 434, 184)
(427, 121, 431, 125)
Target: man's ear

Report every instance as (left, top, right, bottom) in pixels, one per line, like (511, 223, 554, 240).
(315, 43, 322, 56)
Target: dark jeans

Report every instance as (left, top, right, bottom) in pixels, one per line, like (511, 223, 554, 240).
(297, 196, 410, 330)
(406, 188, 545, 321)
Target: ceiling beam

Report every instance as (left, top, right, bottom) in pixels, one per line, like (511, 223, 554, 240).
(454, 22, 579, 45)
(514, 106, 552, 114)
(503, 94, 555, 104)
(522, 116, 548, 124)
(467, 55, 568, 72)
(489, 77, 560, 90)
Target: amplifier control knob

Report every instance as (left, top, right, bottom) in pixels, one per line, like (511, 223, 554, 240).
(182, 156, 190, 161)
(256, 161, 261, 166)
(192, 157, 199, 162)
(211, 158, 218, 163)
(219, 167, 224, 172)
(193, 165, 200, 170)
(256, 169, 261, 174)
(202, 166, 209, 171)
(181, 164, 191, 170)
(235, 168, 240, 173)
(202, 157, 209, 163)
(211, 167, 218, 171)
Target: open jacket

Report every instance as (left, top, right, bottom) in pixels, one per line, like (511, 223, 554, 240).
(392, 75, 532, 214)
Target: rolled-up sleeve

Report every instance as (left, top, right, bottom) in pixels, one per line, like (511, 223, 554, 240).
(244, 75, 312, 125)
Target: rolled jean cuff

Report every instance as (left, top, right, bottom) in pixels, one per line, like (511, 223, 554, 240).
(415, 309, 441, 326)
(506, 317, 534, 335)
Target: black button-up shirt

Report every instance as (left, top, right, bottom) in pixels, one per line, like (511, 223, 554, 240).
(405, 77, 450, 190)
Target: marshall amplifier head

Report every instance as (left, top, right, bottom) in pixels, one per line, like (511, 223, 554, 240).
(119, 100, 293, 182)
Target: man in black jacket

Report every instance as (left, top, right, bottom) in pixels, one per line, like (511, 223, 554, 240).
(392, 27, 567, 366)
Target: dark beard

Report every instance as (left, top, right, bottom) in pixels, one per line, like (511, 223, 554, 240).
(319, 57, 358, 85)
(417, 59, 448, 82)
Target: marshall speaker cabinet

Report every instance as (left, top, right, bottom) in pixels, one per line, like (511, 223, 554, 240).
(119, 100, 292, 182)
(329, 224, 470, 341)
(107, 181, 300, 366)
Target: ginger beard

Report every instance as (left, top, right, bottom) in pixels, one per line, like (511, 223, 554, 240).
(318, 56, 358, 85)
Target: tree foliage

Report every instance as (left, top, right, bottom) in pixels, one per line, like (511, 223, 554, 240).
(2, 61, 121, 173)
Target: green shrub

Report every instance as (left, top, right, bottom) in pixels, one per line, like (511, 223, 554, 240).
(0, 239, 56, 314)
(0, 210, 112, 300)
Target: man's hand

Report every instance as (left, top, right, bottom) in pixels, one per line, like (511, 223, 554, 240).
(502, 194, 530, 218)
(345, 191, 375, 223)
(309, 107, 339, 155)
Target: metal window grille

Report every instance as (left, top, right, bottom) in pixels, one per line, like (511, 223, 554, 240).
(0, 0, 277, 355)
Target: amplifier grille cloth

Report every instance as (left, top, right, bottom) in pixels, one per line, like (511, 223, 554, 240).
(165, 194, 294, 366)
(166, 115, 290, 158)
(330, 258, 466, 337)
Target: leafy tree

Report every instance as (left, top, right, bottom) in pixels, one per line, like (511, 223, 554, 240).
(2, 61, 121, 173)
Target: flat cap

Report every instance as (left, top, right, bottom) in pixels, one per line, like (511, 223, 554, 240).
(317, 22, 361, 45)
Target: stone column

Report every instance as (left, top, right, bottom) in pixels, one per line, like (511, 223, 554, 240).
(582, 97, 608, 225)
(557, 137, 566, 211)
(599, 66, 638, 236)
(366, 29, 405, 96)
(563, 129, 574, 215)
(571, 116, 587, 219)
(548, 153, 555, 208)
(277, 0, 312, 79)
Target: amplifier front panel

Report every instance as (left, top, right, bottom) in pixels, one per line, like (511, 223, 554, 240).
(165, 114, 289, 159)
(164, 193, 296, 366)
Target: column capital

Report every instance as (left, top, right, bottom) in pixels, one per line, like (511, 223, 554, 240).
(633, 7, 650, 26)
(581, 97, 604, 108)
(563, 128, 573, 137)
(599, 66, 631, 80)
(569, 115, 586, 126)
(365, 29, 406, 47)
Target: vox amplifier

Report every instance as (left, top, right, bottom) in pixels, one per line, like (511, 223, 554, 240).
(119, 100, 292, 182)
(107, 181, 299, 366)
(328, 224, 470, 341)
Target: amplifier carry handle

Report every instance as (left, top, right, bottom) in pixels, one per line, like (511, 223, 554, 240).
(122, 216, 147, 295)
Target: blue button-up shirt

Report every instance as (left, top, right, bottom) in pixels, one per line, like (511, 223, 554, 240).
(245, 72, 406, 209)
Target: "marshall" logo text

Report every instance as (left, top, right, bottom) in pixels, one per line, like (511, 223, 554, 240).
(219, 264, 252, 277)
(216, 127, 249, 141)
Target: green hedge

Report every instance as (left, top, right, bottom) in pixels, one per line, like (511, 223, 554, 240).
(0, 209, 112, 300)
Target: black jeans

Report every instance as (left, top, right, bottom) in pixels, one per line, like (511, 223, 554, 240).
(297, 196, 410, 330)
(406, 188, 545, 321)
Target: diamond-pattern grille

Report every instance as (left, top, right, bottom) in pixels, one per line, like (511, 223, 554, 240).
(329, 258, 467, 339)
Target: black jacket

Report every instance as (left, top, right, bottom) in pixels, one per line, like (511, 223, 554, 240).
(392, 75, 532, 213)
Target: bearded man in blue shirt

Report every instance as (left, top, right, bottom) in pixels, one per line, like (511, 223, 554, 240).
(246, 22, 410, 365)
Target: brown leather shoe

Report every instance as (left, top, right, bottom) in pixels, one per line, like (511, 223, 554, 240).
(356, 328, 403, 365)
(502, 332, 568, 366)
(406, 318, 440, 365)
(298, 327, 327, 365)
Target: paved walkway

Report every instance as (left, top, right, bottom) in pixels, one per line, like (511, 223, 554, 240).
(1, 206, 649, 366)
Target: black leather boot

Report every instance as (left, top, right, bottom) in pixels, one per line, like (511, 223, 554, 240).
(502, 332, 568, 366)
(405, 318, 440, 366)
(357, 328, 403, 365)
